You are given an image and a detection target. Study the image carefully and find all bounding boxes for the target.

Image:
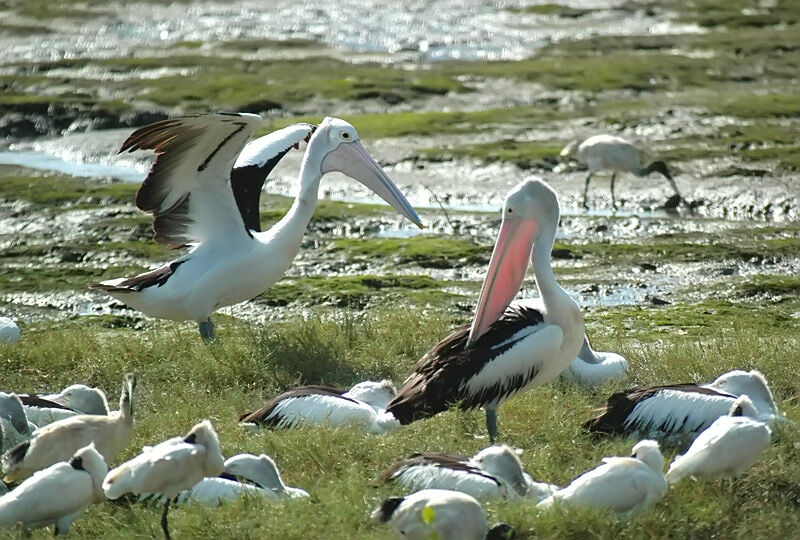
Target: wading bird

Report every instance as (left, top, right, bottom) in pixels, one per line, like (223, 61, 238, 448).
(538, 439, 667, 515)
(585, 369, 782, 440)
(103, 420, 224, 540)
(561, 134, 684, 209)
(667, 395, 771, 483)
(2, 374, 136, 481)
(0, 443, 107, 535)
(93, 114, 422, 340)
(561, 335, 629, 386)
(386, 179, 584, 441)
(372, 488, 515, 540)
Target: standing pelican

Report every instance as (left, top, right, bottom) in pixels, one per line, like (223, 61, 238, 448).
(561, 134, 683, 209)
(93, 114, 422, 340)
(387, 179, 584, 441)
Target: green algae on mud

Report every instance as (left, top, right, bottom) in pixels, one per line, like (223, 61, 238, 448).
(0, 166, 137, 207)
(326, 236, 488, 268)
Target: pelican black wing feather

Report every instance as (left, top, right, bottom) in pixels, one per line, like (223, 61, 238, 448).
(238, 385, 356, 425)
(90, 260, 186, 293)
(383, 453, 501, 486)
(584, 383, 736, 436)
(387, 304, 545, 424)
(17, 395, 74, 411)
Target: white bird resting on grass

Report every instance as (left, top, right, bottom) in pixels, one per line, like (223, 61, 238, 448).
(0, 442, 107, 535)
(19, 384, 110, 428)
(372, 488, 516, 540)
(561, 335, 629, 386)
(560, 134, 686, 210)
(145, 452, 309, 507)
(0, 393, 36, 455)
(239, 381, 400, 434)
(92, 114, 422, 341)
(537, 439, 668, 516)
(585, 369, 785, 441)
(383, 444, 556, 502)
(103, 419, 225, 540)
(0, 317, 20, 345)
(387, 179, 585, 442)
(666, 395, 772, 484)
(2, 374, 136, 482)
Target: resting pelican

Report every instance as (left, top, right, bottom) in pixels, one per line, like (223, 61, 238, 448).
(561, 335, 629, 386)
(561, 134, 684, 209)
(93, 114, 422, 340)
(0, 393, 36, 454)
(372, 489, 515, 540)
(20, 384, 110, 428)
(387, 179, 584, 441)
(0, 318, 19, 345)
(667, 395, 771, 483)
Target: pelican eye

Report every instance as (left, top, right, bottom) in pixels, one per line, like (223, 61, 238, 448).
(507, 208, 513, 214)
(342, 132, 351, 140)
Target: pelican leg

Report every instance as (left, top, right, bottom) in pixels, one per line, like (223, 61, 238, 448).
(610, 173, 617, 209)
(161, 498, 172, 540)
(582, 173, 594, 209)
(486, 408, 499, 443)
(198, 318, 216, 341)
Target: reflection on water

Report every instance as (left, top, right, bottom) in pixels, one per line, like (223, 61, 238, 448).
(0, 151, 146, 184)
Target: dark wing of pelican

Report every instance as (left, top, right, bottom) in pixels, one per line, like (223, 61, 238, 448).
(238, 385, 351, 425)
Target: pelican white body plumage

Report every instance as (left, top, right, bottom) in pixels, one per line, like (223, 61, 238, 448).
(586, 369, 782, 439)
(538, 440, 667, 515)
(372, 489, 514, 540)
(93, 114, 421, 340)
(667, 396, 771, 483)
(2, 374, 136, 482)
(240, 381, 400, 434)
(387, 179, 584, 441)
(103, 420, 224, 539)
(562, 336, 629, 385)
(0, 318, 19, 345)
(0, 443, 107, 535)
(21, 384, 110, 428)
(0, 393, 36, 455)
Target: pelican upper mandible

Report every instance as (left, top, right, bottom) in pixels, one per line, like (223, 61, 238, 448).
(387, 179, 584, 441)
(93, 114, 422, 340)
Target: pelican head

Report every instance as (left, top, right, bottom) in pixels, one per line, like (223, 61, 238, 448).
(344, 379, 397, 410)
(473, 445, 528, 497)
(224, 453, 284, 491)
(310, 117, 422, 228)
(710, 370, 777, 415)
(467, 179, 559, 346)
(630, 439, 664, 473)
(42, 384, 110, 415)
(0, 392, 29, 434)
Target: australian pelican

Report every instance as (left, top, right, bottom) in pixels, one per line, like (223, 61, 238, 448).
(0, 443, 107, 535)
(561, 335, 629, 386)
(0, 318, 19, 345)
(386, 179, 584, 441)
(3, 374, 136, 482)
(93, 114, 422, 340)
(0, 393, 36, 454)
(538, 439, 667, 515)
(239, 381, 400, 434)
(667, 395, 771, 483)
(19, 384, 110, 428)
(561, 134, 684, 209)
(103, 420, 224, 540)
(372, 488, 515, 540)
(585, 369, 783, 440)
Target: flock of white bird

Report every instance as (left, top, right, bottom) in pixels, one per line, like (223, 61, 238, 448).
(0, 114, 790, 539)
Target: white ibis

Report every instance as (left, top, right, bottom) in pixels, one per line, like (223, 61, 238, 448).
(2, 374, 136, 482)
(0, 442, 107, 535)
(667, 395, 772, 483)
(537, 439, 667, 515)
(239, 382, 400, 434)
(561, 134, 684, 209)
(386, 179, 584, 441)
(92, 114, 422, 340)
(372, 488, 515, 540)
(585, 369, 783, 440)
(103, 420, 224, 540)
(561, 335, 629, 386)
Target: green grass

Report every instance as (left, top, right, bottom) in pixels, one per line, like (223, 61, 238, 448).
(326, 236, 488, 268)
(0, 166, 137, 207)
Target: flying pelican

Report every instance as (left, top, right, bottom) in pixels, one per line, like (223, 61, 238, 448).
(0, 318, 19, 345)
(537, 439, 667, 515)
(561, 134, 684, 209)
(0, 442, 107, 535)
(667, 395, 772, 483)
(239, 382, 400, 434)
(92, 114, 422, 340)
(150, 453, 309, 506)
(103, 420, 224, 540)
(2, 374, 136, 481)
(372, 488, 515, 540)
(561, 335, 629, 386)
(585, 369, 783, 440)
(20, 384, 110, 428)
(386, 179, 584, 441)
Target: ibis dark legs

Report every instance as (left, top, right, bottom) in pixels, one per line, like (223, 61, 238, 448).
(160, 498, 172, 540)
(486, 408, 499, 443)
(610, 173, 618, 209)
(582, 173, 594, 209)
(198, 318, 216, 341)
